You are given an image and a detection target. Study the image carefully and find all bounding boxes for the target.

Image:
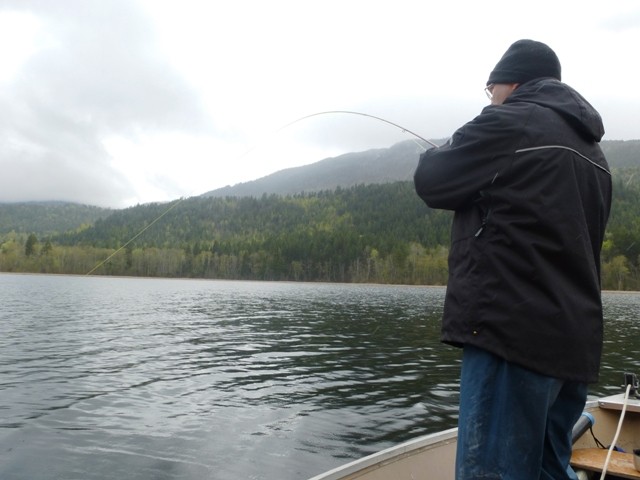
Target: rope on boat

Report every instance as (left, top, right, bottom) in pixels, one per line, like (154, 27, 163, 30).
(598, 383, 632, 480)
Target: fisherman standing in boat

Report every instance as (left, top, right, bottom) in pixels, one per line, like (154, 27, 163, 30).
(414, 40, 612, 480)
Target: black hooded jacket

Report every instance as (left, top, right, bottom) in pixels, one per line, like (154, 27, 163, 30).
(414, 78, 612, 383)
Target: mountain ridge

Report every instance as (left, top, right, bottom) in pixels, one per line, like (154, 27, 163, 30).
(204, 140, 429, 198)
(203, 139, 640, 198)
(1, 138, 639, 237)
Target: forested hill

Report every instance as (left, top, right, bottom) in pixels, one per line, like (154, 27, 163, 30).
(1, 139, 639, 289)
(1, 174, 639, 289)
(1, 138, 638, 236)
(0, 202, 111, 236)
(2, 183, 455, 285)
(203, 139, 640, 198)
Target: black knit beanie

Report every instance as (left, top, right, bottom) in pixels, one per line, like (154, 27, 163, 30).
(487, 39, 561, 86)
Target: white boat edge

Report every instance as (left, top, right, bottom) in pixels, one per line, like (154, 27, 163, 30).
(307, 427, 458, 480)
(306, 399, 613, 480)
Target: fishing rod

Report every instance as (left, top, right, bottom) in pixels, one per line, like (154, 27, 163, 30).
(85, 110, 436, 275)
(275, 110, 439, 149)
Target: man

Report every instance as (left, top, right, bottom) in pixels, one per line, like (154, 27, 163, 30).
(414, 40, 612, 479)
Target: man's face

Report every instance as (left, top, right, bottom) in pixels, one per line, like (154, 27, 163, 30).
(489, 83, 519, 105)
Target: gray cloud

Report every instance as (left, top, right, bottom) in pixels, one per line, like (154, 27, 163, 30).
(0, 0, 210, 207)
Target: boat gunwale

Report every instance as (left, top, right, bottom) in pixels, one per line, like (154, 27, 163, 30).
(307, 398, 608, 480)
(306, 427, 458, 480)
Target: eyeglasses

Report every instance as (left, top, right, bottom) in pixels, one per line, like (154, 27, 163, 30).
(484, 84, 494, 100)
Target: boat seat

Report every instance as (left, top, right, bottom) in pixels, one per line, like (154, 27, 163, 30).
(598, 394, 640, 413)
(571, 448, 640, 479)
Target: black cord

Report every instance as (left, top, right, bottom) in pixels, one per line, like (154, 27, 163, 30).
(589, 426, 607, 449)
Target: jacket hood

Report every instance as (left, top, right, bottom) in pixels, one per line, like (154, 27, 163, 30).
(506, 78, 605, 142)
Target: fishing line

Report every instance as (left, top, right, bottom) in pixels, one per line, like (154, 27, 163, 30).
(85, 110, 436, 275)
(85, 199, 184, 276)
(272, 110, 438, 149)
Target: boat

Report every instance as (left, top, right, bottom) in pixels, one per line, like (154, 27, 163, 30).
(308, 379, 640, 480)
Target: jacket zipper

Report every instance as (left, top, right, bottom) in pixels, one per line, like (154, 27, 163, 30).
(474, 191, 491, 237)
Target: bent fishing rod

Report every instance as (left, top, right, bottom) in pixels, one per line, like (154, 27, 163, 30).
(85, 110, 437, 275)
(278, 111, 438, 149)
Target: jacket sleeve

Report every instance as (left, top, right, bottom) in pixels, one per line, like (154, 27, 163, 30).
(414, 105, 525, 211)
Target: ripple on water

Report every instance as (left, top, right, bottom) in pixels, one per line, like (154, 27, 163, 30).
(0, 276, 637, 480)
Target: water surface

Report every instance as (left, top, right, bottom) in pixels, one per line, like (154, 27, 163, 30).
(0, 274, 637, 479)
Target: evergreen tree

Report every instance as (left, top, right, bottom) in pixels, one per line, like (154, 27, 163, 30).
(25, 234, 38, 257)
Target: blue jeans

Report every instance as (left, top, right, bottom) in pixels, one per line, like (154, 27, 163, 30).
(456, 345, 588, 480)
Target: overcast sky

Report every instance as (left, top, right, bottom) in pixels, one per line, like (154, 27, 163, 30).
(1, 0, 639, 208)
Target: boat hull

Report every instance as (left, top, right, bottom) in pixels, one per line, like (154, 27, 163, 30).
(308, 395, 640, 480)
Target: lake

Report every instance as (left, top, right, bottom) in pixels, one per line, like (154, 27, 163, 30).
(0, 274, 638, 479)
